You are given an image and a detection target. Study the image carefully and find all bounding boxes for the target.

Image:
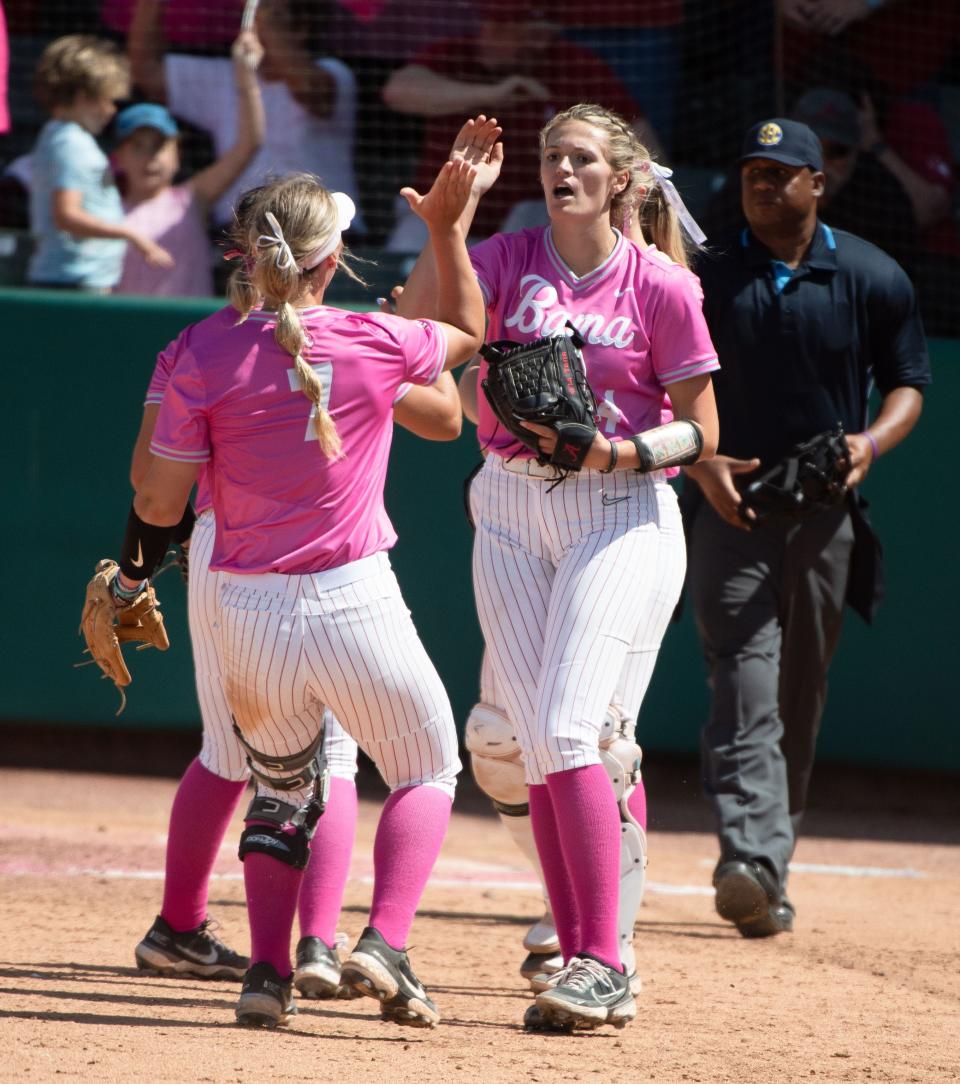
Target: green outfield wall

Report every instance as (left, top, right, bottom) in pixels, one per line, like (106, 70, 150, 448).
(4, 288, 957, 772)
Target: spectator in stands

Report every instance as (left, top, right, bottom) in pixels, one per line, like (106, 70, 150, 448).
(878, 97, 960, 337)
(381, 0, 656, 251)
(0, 1, 9, 136)
(27, 34, 172, 291)
(128, 0, 363, 232)
(779, 0, 960, 102)
(552, 0, 683, 151)
(701, 88, 919, 274)
(324, 0, 479, 243)
(112, 29, 264, 297)
(102, 0, 245, 50)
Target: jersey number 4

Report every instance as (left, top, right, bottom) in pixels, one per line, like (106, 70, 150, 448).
(287, 361, 333, 441)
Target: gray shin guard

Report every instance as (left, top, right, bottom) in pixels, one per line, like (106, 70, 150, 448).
(599, 712, 647, 976)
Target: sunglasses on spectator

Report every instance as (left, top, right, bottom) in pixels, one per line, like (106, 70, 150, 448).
(821, 141, 856, 161)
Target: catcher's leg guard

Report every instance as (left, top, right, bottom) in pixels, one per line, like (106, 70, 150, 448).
(599, 710, 647, 979)
(235, 721, 331, 871)
(465, 703, 559, 957)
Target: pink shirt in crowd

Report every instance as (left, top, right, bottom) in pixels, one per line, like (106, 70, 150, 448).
(117, 185, 213, 297)
(469, 226, 718, 459)
(0, 1, 9, 134)
(151, 305, 445, 574)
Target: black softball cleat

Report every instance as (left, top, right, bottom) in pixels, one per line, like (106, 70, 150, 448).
(235, 962, 297, 1027)
(135, 914, 249, 980)
(340, 926, 440, 1028)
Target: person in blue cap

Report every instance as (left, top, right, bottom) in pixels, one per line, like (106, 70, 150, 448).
(684, 117, 931, 938)
(27, 34, 172, 292)
(111, 28, 264, 296)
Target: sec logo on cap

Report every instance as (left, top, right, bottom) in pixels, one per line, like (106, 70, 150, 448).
(757, 122, 783, 146)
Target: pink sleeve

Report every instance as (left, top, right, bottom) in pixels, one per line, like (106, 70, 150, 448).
(150, 353, 211, 463)
(144, 332, 186, 405)
(650, 272, 719, 386)
(392, 316, 447, 385)
(683, 267, 704, 304)
(469, 232, 513, 308)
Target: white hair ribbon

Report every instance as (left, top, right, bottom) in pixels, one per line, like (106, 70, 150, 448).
(300, 192, 357, 271)
(256, 211, 297, 271)
(649, 161, 707, 246)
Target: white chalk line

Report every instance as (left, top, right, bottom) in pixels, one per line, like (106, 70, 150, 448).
(0, 860, 925, 892)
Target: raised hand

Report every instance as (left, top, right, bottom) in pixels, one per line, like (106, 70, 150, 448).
(401, 158, 479, 232)
(232, 28, 265, 72)
(448, 115, 504, 198)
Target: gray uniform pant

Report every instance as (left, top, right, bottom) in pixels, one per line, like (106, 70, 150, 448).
(688, 500, 854, 887)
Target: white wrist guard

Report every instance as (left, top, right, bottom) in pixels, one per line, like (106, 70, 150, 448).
(630, 420, 703, 472)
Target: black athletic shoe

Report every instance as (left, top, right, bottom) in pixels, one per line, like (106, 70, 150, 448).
(522, 1002, 576, 1033)
(235, 962, 297, 1027)
(535, 956, 636, 1030)
(339, 926, 440, 1028)
(135, 915, 249, 980)
(713, 860, 794, 938)
(294, 936, 343, 999)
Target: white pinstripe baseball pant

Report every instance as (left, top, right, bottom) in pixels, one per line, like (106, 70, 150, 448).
(471, 456, 686, 785)
(477, 602, 672, 741)
(188, 509, 359, 784)
(214, 550, 460, 805)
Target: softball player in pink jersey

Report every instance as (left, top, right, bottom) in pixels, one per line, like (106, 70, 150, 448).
(129, 340, 462, 998)
(105, 160, 484, 1030)
(401, 106, 719, 1031)
(459, 194, 708, 994)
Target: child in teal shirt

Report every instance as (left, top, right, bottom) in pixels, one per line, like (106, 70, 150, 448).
(28, 35, 171, 290)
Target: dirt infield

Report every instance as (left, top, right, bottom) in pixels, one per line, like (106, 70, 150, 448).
(2, 764, 958, 1083)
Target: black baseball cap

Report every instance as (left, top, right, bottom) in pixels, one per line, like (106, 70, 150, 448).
(740, 118, 823, 172)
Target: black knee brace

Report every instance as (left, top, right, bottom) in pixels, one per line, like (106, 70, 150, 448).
(238, 796, 312, 869)
(232, 721, 324, 793)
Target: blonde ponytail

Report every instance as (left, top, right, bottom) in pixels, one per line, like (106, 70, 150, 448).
(639, 184, 691, 270)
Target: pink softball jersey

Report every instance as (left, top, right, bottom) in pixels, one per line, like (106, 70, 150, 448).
(469, 227, 719, 459)
(150, 304, 446, 573)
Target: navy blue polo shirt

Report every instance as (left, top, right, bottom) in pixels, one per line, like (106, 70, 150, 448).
(695, 222, 931, 468)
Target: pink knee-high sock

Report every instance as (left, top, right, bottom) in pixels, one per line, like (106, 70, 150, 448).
(244, 825, 302, 977)
(160, 757, 247, 932)
(545, 765, 623, 970)
(368, 785, 452, 950)
(627, 776, 647, 832)
(528, 783, 580, 963)
(298, 777, 358, 946)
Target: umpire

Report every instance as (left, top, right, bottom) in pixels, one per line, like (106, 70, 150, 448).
(685, 118, 931, 938)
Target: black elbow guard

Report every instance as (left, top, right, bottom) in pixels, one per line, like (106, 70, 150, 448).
(119, 504, 175, 581)
(630, 420, 704, 473)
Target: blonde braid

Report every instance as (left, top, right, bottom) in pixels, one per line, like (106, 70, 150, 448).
(277, 300, 342, 458)
(232, 176, 347, 460)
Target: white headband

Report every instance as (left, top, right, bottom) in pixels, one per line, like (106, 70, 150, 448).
(300, 192, 357, 271)
(254, 193, 357, 274)
(648, 161, 707, 246)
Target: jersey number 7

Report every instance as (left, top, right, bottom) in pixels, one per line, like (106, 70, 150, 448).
(287, 361, 334, 441)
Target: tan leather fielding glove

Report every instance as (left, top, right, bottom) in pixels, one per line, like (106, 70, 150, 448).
(78, 559, 170, 713)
